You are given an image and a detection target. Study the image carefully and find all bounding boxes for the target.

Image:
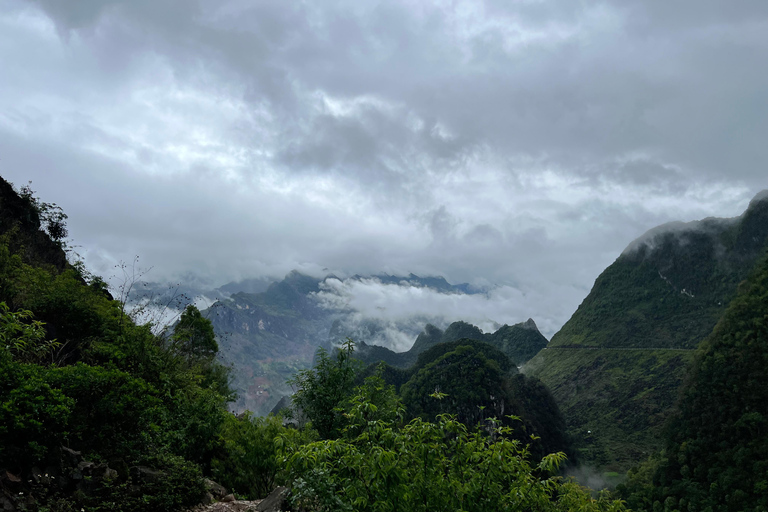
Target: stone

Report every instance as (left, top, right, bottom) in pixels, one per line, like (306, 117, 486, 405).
(203, 478, 228, 499)
(221, 494, 236, 503)
(91, 464, 118, 481)
(0, 494, 15, 511)
(77, 461, 94, 471)
(60, 446, 83, 467)
(255, 486, 288, 512)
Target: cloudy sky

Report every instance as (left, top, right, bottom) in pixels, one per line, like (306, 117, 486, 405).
(1, 0, 766, 338)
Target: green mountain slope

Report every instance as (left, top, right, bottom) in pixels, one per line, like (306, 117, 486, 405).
(358, 338, 571, 461)
(653, 252, 768, 511)
(621, 251, 768, 511)
(526, 191, 768, 472)
(354, 318, 548, 369)
(0, 177, 236, 511)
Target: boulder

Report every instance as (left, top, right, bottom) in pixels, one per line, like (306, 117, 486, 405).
(60, 447, 83, 468)
(255, 486, 288, 512)
(203, 478, 228, 499)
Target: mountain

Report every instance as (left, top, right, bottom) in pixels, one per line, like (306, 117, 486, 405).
(619, 251, 768, 511)
(350, 337, 571, 462)
(352, 319, 548, 369)
(205, 271, 332, 414)
(525, 190, 768, 472)
(204, 272, 488, 415)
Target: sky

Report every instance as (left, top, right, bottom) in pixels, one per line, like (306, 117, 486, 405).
(1, 0, 766, 339)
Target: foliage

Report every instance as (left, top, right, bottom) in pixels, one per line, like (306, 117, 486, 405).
(0, 301, 60, 363)
(282, 383, 627, 512)
(288, 338, 361, 439)
(211, 412, 317, 500)
(77, 452, 206, 512)
(527, 197, 768, 471)
(341, 368, 404, 439)
(630, 252, 768, 511)
(212, 413, 284, 499)
(0, 179, 233, 511)
(171, 304, 218, 360)
(18, 182, 69, 243)
(400, 340, 569, 461)
(0, 358, 73, 463)
(44, 363, 163, 459)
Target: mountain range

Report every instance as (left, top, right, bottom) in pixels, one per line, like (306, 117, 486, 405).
(525, 190, 768, 471)
(204, 188, 768, 478)
(200, 271, 507, 415)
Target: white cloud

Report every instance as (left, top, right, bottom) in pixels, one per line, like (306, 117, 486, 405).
(0, 0, 765, 336)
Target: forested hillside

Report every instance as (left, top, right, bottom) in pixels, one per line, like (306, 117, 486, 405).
(619, 251, 768, 511)
(353, 318, 548, 369)
(526, 191, 768, 472)
(0, 176, 624, 511)
(0, 177, 239, 510)
(347, 338, 571, 461)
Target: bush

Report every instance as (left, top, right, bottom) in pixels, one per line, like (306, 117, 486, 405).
(44, 363, 162, 459)
(212, 413, 285, 499)
(282, 384, 627, 512)
(0, 358, 72, 465)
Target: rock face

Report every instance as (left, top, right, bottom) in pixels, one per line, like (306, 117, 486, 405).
(0, 177, 68, 271)
(254, 486, 288, 511)
(0, 446, 152, 512)
(526, 190, 768, 472)
(206, 272, 334, 415)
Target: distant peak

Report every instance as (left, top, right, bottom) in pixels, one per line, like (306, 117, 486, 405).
(518, 318, 539, 331)
(749, 189, 768, 207)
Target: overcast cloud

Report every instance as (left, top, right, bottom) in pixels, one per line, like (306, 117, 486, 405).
(1, 0, 765, 337)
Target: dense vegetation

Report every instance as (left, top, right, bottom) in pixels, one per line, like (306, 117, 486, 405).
(618, 252, 768, 511)
(284, 342, 625, 512)
(527, 193, 768, 471)
(335, 338, 571, 463)
(0, 176, 619, 511)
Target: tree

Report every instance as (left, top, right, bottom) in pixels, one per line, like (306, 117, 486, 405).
(282, 383, 627, 512)
(288, 338, 360, 439)
(172, 305, 218, 361)
(18, 182, 68, 243)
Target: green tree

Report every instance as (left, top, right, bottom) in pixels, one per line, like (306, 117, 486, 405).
(289, 338, 360, 439)
(18, 182, 69, 244)
(282, 384, 627, 512)
(0, 302, 59, 363)
(212, 413, 287, 499)
(172, 305, 218, 360)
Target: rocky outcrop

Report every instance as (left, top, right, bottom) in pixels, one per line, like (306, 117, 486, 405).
(188, 486, 289, 512)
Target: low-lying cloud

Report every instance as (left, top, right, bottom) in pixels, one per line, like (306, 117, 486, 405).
(313, 276, 576, 349)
